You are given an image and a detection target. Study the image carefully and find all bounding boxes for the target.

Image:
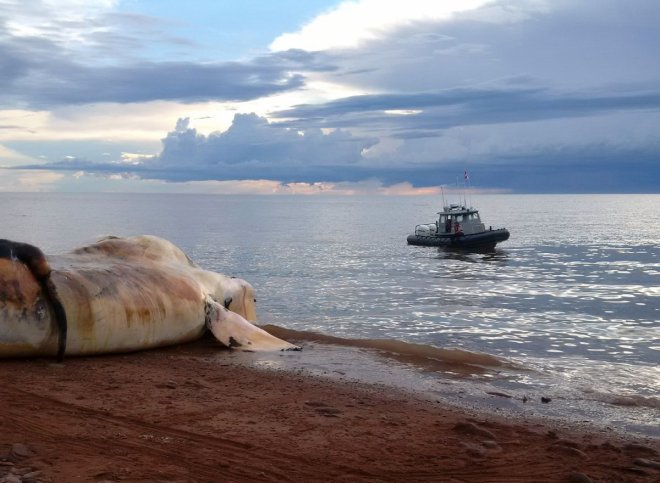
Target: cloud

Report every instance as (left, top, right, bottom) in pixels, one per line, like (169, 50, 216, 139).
(0, 0, 188, 63)
(21, 113, 379, 182)
(264, 0, 660, 192)
(274, 87, 660, 131)
(0, 48, 327, 108)
(14, 107, 660, 193)
(15, 170, 65, 191)
(283, 0, 660, 93)
(270, 0, 491, 51)
(0, 167, 497, 195)
(0, 143, 38, 166)
(154, 114, 377, 177)
(3, 0, 660, 193)
(0, 0, 336, 108)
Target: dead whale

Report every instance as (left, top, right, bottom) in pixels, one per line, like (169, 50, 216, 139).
(0, 235, 298, 360)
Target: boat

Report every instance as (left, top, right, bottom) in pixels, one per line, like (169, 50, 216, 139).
(407, 203, 509, 250)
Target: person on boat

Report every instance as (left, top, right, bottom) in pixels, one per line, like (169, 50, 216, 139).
(445, 217, 452, 233)
(454, 221, 463, 236)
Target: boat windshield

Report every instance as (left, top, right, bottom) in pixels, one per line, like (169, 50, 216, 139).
(439, 211, 481, 223)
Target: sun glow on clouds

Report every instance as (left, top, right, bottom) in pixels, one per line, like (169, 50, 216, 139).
(17, 171, 65, 191)
(131, 179, 451, 196)
(270, 0, 491, 52)
(119, 152, 150, 165)
(0, 102, 239, 151)
(0, 169, 487, 196)
(384, 109, 422, 116)
(0, 144, 38, 167)
(240, 80, 370, 125)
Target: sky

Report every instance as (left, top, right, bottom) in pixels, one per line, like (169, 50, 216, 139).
(0, 0, 659, 194)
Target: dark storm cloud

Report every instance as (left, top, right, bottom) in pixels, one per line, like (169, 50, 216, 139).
(0, 45, 334, 107)
(273, 87, 660, 134)
(19, 142, 659, 194)
(0, 40, 36, 88)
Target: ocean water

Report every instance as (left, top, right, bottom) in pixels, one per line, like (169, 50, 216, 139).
(2, 192, 659, 436)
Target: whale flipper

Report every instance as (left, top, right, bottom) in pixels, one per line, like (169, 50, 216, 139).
(205, 298, 300, 352)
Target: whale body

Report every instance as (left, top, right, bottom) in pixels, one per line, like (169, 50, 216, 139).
(0, 235, 298, 358)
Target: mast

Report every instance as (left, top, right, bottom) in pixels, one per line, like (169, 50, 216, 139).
(463, 169, 470, 208)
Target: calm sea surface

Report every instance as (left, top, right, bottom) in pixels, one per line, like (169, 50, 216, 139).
(2, 193, 659, 436)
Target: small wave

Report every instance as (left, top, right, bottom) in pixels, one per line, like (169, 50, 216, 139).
(261, 325, 519, 375)
(587, 392, 660, 409)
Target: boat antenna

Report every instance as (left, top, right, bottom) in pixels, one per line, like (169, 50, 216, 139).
(440, 184, 447, 209)
(464, 169, 471, 208)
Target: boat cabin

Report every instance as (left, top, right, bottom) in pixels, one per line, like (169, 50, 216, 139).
(413, 204, 487, 237)
(435, 204, 486, 235)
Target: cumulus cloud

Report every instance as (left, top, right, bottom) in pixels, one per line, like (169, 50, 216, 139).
(22, 113, 379, 182)
(150, 114, 378, 181)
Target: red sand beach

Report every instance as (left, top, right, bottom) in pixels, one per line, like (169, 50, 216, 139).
(1, 338, 658, 483)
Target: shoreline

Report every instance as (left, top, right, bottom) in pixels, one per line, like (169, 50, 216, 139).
(1, 339, 658, 482)
(238, 327, 660, 440)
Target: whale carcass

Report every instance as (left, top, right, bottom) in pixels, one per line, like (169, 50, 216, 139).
(0, 235, 298, 359)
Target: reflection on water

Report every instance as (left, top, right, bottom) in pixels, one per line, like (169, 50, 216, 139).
(1, 192, 659, 436)
(435, 247, 510, 260)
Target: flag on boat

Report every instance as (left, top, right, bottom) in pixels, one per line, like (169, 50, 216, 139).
(464, 170, 469, 181)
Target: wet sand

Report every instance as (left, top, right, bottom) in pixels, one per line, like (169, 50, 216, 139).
(1, 338, 658, 482)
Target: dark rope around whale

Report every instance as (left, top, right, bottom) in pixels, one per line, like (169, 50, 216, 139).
(0, 239, 68, 361)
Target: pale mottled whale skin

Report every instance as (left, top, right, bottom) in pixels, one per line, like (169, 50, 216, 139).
(0, 235, 298, 358)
